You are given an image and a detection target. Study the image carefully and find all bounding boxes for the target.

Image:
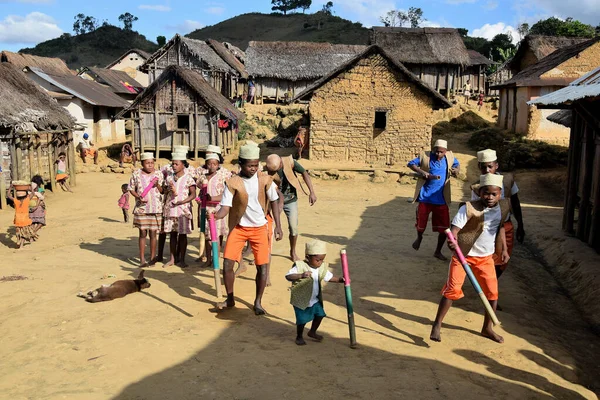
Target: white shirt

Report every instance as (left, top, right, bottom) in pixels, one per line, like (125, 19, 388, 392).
(471, 173, 519, 201)
(452, 204, 507, 257)
(286, 266, 333, 307)
(80, 139, 92, 149)
(221, 173, 279, 227)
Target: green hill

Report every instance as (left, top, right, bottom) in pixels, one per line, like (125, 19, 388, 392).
(187, 12, 370, 49)
(19, 25, 159, 70)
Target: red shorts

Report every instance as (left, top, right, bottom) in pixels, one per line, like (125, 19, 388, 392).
(415, 203, 449, 233)
(442, 255, 498, 301)
(494, 220, 514, 270)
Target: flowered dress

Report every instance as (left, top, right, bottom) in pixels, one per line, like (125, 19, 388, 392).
(128, 169, 164, 231)
(198, 167, 232, 240)
(163, 171, 196, 235)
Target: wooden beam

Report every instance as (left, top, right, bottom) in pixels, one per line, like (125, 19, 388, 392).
(435, 70, 441, 92)
(36, 136, 43, 178)
(194, 102, 199, 160)
(27, 138, 35, 180)
(47, 134, 56, 192)
(562, 113, 579, 233)
(154, 107, 160, 159)
(15, 135, 23, 180)
(588, 137, 600, 249)
(67, 130, 76, 187)
(0, 172, 6, 210)
(445, 66, 450, 98)
(275, 80, 280, 104)
(576, 118, 594, 240)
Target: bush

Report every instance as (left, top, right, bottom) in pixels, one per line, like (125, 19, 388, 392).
(238, 119, 254, 140)
(433, 110, 492, 137)
(468, 127, 568, 171)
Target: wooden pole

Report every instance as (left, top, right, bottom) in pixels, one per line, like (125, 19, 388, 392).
(36, 136, 43, 178)
(577, 119, 594, 240)
(563, 112, 579, 233)
(0, 173, 6, 210)
(275, 79, 280, 104)
(194, 102, 199, 160)
(67, 130, 76, 187)
(132, 111, 137, 152)
(588, 137, 600, 250)
(47, 134, 56, 192)
(27, 138, 35, 180)
(154, 109, 160, 160)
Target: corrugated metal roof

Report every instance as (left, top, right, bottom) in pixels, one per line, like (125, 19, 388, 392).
(27, 67, 129, 108)
(79, 67, 143, 94)
(528, 66, 600, 107)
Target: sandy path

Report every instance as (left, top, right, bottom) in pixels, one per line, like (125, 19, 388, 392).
(0, 166, 598, 400)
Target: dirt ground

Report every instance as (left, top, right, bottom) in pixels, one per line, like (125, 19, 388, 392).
(1, 146, 599, 399)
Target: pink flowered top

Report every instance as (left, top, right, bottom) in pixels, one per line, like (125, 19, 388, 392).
(165, 172, 196, 219)
(200, 167, 232, 200)
(128, 169, 164, 215)
(118, 193, 130, 210)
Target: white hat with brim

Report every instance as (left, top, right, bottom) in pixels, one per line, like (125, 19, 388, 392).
(239, 143, 260, 160)
(434, 139, 448, 149)
(205, 153, 220, 162)
(479, 173, 504, 189)
(173, 145, 189, 153)
(206, 145, 222, 154)
(306, 240, 327, 255)
(171, 152, 187, 161)
(140, 152, 154, 161)
(477, 149, 497, 163)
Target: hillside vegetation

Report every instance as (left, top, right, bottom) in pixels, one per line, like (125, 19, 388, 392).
(187, 12, 369, 49)
(19, 25, 159, 70)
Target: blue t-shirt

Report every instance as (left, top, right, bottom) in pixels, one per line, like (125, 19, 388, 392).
(407, 154, 459, 205)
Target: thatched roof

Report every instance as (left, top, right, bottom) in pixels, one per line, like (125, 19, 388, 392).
(467, 50, 494, 66)
(508, 35, 590, 70)
(1, 50, 73, 76)
(0, 63, 74, 133)
(494, 37, 600, 88)
(140, 35, 235, 75)
(117, 65, 245, 120)
(79, 67, 144, 94)
(207, 39, 248, 79)
(246, 41, 367, 81)
(106, 48, 152, 68)
(369, 27, 470, 66)
(547, 110, 571, 127)
(291, 45, 452, 110)
(224, 42, 245, 64)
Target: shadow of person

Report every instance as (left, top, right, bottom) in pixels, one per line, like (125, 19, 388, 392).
(80, 236, 142, 267)
(98, 217, 123, 223)
(519, 348, 581, 385)
(454, 349, 587, 400)
(0, 226, 19, 249)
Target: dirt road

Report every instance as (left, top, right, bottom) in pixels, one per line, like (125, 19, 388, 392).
(0, 165, 598, 399)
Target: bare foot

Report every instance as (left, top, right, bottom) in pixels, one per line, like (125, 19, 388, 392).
(412, 237, 422, 251)
(162, 259, 174, 268)
(234, 263, 247, 277)
(151, 257, 163, 265)
(177, 262, 189, 269)
(253, 304, 267, 315)
(290, 252, 301, 262)
(430, 325, 442, 342)
(295, 337, 306, 346)
(140, 261, 149, 268)
(434, 252, 448, 261)
(481, 328, 504, 343)
(216, 298, 235, 310)
(307, 331, 323, 342)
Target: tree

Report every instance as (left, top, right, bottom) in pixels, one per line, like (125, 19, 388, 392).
(322, 1, 333, 15)
(271, 0, 297, 15)
(157, 35, 166, 46)
(118, 12, 138, 30)
(457, 28, 468, 37)
(380, 10, 400, 27)
(73, 14, 98, 35)
(517, 23, 529, 41)
(529, 17, 595, 38)
(296, 0, 312, 13)
(380, 7, 424, 28)
(497, 47, 516, 62)
(489, 33, 515, 61)
(402, 7, 425, 28)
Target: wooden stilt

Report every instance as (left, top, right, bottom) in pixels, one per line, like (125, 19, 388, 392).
(194, 102, 199, 160)
(67, 130, 76, 186)
(47, 134, 56, 192)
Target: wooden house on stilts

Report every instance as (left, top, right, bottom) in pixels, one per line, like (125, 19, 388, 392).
(0, 63, 76, 209)
(116, 65, 245, 158)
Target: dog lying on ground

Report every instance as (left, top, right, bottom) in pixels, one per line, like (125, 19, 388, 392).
(78, 271, 150, 303)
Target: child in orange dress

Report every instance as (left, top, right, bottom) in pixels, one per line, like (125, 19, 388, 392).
(8, 182, 38, 248)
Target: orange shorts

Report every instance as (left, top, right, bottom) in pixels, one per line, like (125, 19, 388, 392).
(84, 149, 97, 157)
(441, 255, 498, 301)
(224, 224, 270, 265)
(493, 220, 513, 270)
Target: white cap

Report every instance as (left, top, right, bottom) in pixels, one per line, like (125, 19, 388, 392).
(239, 142, 260, 160)
(477, 149, 497, 163)
(171, 152, 187, 161)
(480, 173, 504, 188)
(173, 145, 189, 153)
(205, 153, 220, 161)
(206, 145, 222, 154)
(434, 139, 448, 149)
(306, 240, 327, 255)
(140, 152, 154, 161)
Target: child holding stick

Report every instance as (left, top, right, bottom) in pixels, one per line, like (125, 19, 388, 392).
(286, 240, 344, 345)
(430, 173, 510, 344)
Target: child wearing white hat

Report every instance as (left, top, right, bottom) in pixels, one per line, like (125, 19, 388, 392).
(471, 149, 524, 282)
(407, 139, 460, 261)
(214, 142, 283, 315)
(431, 173, 510, 344)
(286, 240, 345, 345)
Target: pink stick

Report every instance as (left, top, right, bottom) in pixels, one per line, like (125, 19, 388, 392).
(340, 250, 351, 286)
(445, 229, 468, 264)
(140, 177, 158, 198)
(209, 213, 218, 241)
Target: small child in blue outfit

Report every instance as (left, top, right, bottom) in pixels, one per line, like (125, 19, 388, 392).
(286, 240, 344, 345)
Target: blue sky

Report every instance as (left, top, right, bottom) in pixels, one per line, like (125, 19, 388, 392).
(1, 0, 599, 52)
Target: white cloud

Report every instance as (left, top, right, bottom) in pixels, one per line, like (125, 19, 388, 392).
(0, 12, 62, 44)
(167, 20, 204, 34)
(529, 0, 600, 25)
(484, 1, 498, 10)
(471, 22, 519, 44)
(205, 6, 225, 15)
(139, 4, 171, 12)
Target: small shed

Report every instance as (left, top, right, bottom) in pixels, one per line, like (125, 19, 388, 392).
(528, 67, 600, 252)
(369, 27, 470, 98)
(140, 35, 241, 99)
(106, 49, 152, 87)
(117, 65, 245, 158)
(463, 50, 495, 94)
(246, 41, 366, 103)
(492, 37, 600, 145)
(0, 63, 76, 209)
(291, 45, 452, 166)
(78, 67, 144, 101)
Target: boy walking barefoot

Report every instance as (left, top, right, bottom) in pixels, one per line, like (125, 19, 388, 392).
(214, 142, 283, 315)
(430, 173, 510, 343)
(408, 139, 460, 260)
(286, 240, 344, 345)
(118, 184, 130, 223)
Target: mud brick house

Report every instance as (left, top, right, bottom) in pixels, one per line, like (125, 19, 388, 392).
(106, 49, 152, 87)
(0, 63, 76, 208)
(116, 65, 244, 159)
(292, 45, 451, 166)
(492, 37, 600, 145)
(246, 41, 366, 103)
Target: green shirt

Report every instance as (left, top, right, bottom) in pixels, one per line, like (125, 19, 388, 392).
(277, 160, 306, 205)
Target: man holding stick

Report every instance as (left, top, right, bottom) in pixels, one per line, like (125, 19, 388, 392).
(408, 139, 460, 260)
(430, 173, 510, 343)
